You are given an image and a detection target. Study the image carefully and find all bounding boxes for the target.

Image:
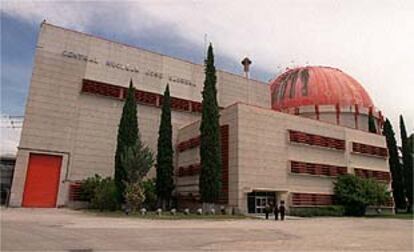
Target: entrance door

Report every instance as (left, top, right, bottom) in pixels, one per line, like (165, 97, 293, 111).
(255, 196, 267, 213)
(22, 154, 62, 207)
(247, 191, 276, 214)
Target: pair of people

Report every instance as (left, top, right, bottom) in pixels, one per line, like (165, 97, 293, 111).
(265, 201, 286, 221)
(273, 201, 286, 221)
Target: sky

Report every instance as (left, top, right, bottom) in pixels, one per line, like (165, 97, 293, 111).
(1, 0, 413, 152)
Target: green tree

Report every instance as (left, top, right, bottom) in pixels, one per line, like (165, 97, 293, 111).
(120, 140, 154, 184)
(114, 80, 138, 202)
(368, 114, 377, 133)
(383, 119, 406, 211)
(400, 115, 413, 212)
(199, 43, 222, 204)
(155, 85, 174, 209)
(334, 174, 390, 216)
(120, 127, 154, 212)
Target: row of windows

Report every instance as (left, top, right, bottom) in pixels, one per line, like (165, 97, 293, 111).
(352, 142, 388, 157)
(291, 161, 390, 183)
(289, 130, 346, 150)
(354, 168, 391, 182)
(177, 163, 201, 177)
(176, 126, 230, 203)
(291, 193, 334, 206)
(290, 161, 347, 177)
(81, 79, 203, 112)
(177, 136, 200, 153)
(289, 130, 388, 158)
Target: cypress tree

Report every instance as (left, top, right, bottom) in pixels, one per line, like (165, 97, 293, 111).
(155, 85, 174, 209)
(368, 114, 377, 133)
(115, 80, 138, 202)
(383, 119, 406, 211)
(400, 115, 413, 212)
(199, 43, 222, 204)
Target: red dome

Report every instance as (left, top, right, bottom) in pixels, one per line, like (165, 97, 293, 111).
(270, 66, 374, 110)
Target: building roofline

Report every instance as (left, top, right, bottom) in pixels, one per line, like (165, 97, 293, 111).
(179, 101, 386, 137)
(232, 102, 385, 136)
(41, 22, 268, 85)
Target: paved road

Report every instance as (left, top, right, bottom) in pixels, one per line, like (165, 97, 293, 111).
(1, 208, 413, 251)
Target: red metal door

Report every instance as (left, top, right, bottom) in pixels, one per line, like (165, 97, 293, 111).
(22, 154, 62, 207)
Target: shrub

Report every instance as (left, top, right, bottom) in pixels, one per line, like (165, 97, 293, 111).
(124, 182, 145, 211)
(289, 206, 345, 217)
(334, 174, 390, 216)
(79, 174, 103, 202)
(142, 179, 157, 210)
(120, 141, 154, 185)
(118, 140, 154, 204)
(90, 177, 119, 211)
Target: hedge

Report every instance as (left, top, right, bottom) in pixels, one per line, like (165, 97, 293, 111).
(289, 205, 345, 217)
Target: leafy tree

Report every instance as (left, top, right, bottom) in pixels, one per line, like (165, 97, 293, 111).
(120, 140, 154, 184)
(400, 115, 413, 212)
(334, 174, 390, 216)
(120, 135, 154, 212)
(199, 43, 222, 204)
(155, 85, 174, 209)
(368, 114, 377, 133)
(383, 119, 406, 211)
(114, 80, 138, 202)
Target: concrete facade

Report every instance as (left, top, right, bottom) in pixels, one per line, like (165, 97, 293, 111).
(10, 23, 390, 213)
(176, 103, 390, 213)
(10, 23, 269, 207)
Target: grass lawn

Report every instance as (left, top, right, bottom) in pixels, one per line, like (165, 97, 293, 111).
(82, 209, 252, 220)
(365, 213, 414, 220)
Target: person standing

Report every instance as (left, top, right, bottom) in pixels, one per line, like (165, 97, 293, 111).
(274, 203, 279, 220)
(265, 203, 270, 219)
(279, 201, 286, 221)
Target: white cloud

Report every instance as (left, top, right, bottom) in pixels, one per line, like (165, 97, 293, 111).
(2, 0, 413, 135)
(2, 0, 101, 31)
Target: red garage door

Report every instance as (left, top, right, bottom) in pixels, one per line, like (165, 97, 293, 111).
(22, 154, 62, 208)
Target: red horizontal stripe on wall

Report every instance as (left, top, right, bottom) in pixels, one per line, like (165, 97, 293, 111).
(171, 97, 190, 111)
(177, 163, 201, 177)
(352, 142, 388, 157)
(291, 161, 347, 177)
(135, 89, 158, 106)
(191, 101, 202, 113)
(81, 79, 201, 113)
(177, 136, 201, 152)
(291, 193, 334, 206)
(176, 125, 229, 204)
(82, 79, 121, 98)
(354, 168, 391, 182)
(288, 130, 345, 150)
